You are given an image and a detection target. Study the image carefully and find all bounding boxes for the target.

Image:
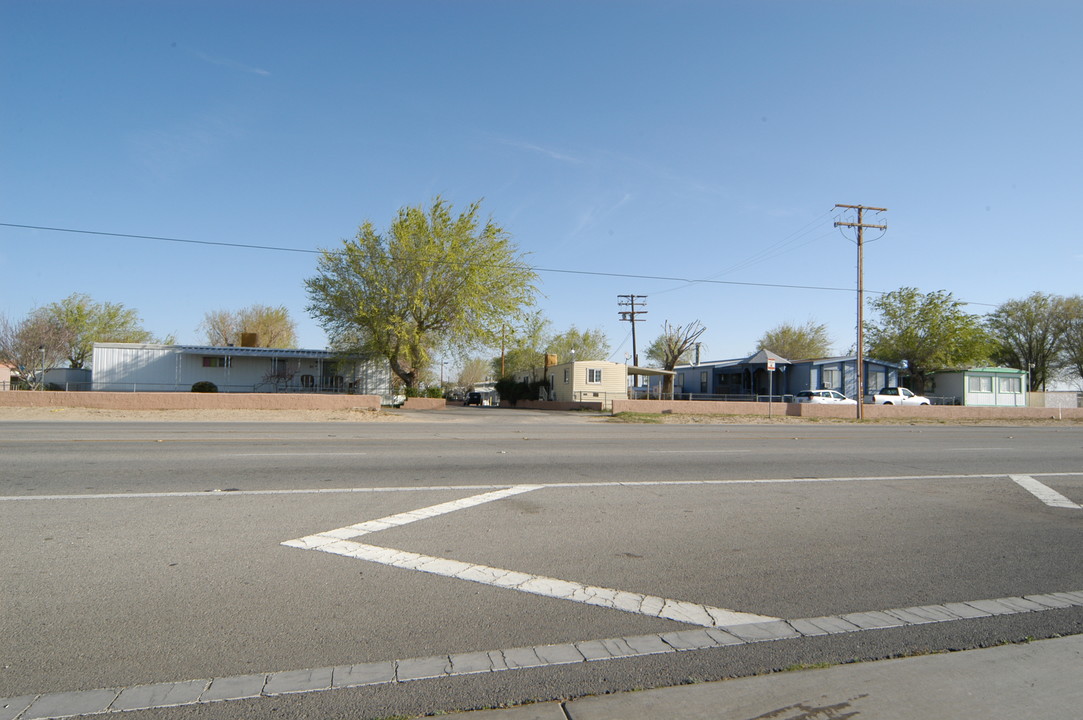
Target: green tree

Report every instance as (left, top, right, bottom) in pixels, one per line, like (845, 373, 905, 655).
(546, 325, 611, 362)
(456, 357, 492, 389)
(755, 319, 831, 360)
(200, 304, 298, 348)
(1061, 295, 1083, 388)
(306, 197, 538, 391)
(40, 293, 155, 369)
(644, 320, 707, 394)
(986, 292, 1073, 391)
(865, 287, 992, 394)
(493, 311, 551, 379)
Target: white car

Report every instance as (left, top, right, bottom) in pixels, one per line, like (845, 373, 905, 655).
(793, 390, 857, 405)
(867, 387, 931, 405)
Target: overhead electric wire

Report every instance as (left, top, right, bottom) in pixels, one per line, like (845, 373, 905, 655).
(0, 221, 998, 307)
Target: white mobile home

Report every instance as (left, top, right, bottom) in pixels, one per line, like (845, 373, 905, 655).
(91, 343, 391, 400)
(927, 367, 1028, 407)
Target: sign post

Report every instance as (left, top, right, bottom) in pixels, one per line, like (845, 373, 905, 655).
(766, 358, 776, 417)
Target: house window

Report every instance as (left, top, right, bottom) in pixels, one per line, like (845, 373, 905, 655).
(969, 376, 992, 393)
(202, 356, 230, 368)
(677, 372, 684, 391)
(999, 376, 1022, 393)
(587, 368, 602, 384)
(563, 368, 570, 384)
(700, 371, 708, 393)
(868, 370, 885, 393)
(822, 367, 840, 389)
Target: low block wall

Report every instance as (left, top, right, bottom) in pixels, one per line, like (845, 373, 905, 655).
(513, 400, 606, 412)
(400, 397, 447, 410)
(611, 399, 1083, 421)
(0, 391, 382, 411)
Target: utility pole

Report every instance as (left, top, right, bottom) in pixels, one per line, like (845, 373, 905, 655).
(834, 204, 887, 420)
(618, 294, 647, 387)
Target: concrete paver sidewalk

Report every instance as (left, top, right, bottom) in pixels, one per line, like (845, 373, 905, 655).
(461, 634, 1083, 720)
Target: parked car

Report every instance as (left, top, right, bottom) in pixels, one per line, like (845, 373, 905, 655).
(865, 387, 931, 405)
(793, 390, 857, 405)
(463, 391, 483, 406)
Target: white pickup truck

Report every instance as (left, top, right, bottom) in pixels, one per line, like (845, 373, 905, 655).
(865, 387, 931, 405)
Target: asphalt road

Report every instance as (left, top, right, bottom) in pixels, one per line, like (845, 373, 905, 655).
(2, 408, 1082, 719)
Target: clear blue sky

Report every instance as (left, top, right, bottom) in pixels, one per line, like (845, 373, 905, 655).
(3, 1, 1081, 370)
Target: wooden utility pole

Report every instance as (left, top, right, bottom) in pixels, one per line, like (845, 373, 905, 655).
(834, 204, 887, 420)
(618, 294, 648, 386)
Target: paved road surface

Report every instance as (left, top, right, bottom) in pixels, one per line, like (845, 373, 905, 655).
(2, 409, 1081, 719)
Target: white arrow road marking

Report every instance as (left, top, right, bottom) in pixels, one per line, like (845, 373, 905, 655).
(282, 486, 778, 627)
(285, 485, 544, 547)
(1009, 475, 1081, 509)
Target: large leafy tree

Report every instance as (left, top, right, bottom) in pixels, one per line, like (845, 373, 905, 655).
(456, 357, 492, 389)
(199, 304, 298, 348)
(1061, 295, 1083, 388)
(494, 317, 612, 379)
(547, 325, 611, 362)
(306, 198, 538, 390)
(755, 319, 831, 360)
(645, 320, 707, 394)
(493, 311, 551, 379)
(865, 287, 992, 394)
(986, 292, 1073, 391)
(39, 293, 155, 369)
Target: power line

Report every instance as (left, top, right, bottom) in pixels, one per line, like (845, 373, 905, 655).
(0, 222, 319, 255)
(0, 221, 999, 306)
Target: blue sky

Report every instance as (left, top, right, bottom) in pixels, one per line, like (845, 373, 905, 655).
(3, 1, 1081, 370)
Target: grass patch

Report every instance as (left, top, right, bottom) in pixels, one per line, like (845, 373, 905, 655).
(607, 412, 664, 423)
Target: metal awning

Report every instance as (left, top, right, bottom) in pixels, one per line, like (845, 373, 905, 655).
(626, 365, 675, 377)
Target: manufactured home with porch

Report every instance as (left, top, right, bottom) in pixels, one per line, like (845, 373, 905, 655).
(91, 343, 392, 400)
(658, 351, 903, 401)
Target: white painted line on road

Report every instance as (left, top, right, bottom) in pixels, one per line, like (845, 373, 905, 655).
(282, 486, 777, 627)
(225, 452, 370, 457)
(290, 537, 778, 628)
(1009, 475, 1082, 509)
(7, 471, 1083, 502)
(647, 450, 749, 454)
(7, 589, 1083, 719)
(283, 485, 543, 548)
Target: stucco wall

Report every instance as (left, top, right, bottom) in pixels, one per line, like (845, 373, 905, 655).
(400, 398, 447, 410)
(611, 399, 1083, 420)
(0, 391, 382, 411)
(513, 400, 605, 411)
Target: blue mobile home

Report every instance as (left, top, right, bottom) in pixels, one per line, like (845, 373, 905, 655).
(661, 351, 902, 400)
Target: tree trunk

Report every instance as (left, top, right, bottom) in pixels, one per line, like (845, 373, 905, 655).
(388, 355, 418, 391)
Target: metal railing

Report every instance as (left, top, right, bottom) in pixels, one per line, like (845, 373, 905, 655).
(1, 381, 93, 392)
(91, 382, 366, 394)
